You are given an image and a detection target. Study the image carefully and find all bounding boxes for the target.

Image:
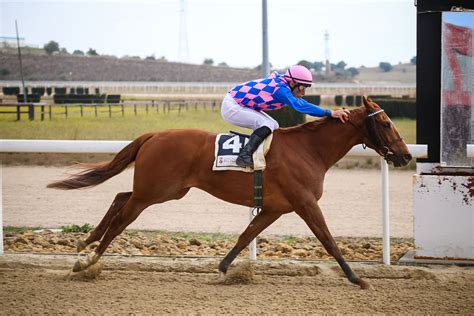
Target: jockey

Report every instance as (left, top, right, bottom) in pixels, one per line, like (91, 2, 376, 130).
(221, 64, 350, 168)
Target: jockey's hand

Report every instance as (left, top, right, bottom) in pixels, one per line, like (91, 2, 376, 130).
(331, 109, 350, 123)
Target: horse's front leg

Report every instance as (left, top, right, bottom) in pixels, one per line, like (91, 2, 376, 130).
(219, 210, 281, 274)
(296, 201, 372, 290)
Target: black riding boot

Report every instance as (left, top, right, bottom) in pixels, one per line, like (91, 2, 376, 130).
(236, 126, 272, 168)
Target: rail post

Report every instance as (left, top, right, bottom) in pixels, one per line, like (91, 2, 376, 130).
(0, 163, 3, 255)
(249, 208, 257, 260)
(28, 103, 34, 121)
(381, 158, 390, 265)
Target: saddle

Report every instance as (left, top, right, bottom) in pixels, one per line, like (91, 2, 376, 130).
(212, 132, 273, 172)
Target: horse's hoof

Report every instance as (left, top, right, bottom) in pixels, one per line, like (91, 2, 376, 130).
(72, 260, 85, 272)
(77, 239, 87, 253)
(358, 279, 373, 290)
(72, 252, 100, 272)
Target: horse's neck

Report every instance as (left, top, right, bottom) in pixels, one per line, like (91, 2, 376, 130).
(301, 108, 366, 170)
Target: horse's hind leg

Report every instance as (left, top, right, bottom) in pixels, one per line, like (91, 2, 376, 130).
(219, 210, 281, 274)
(73, 188, 191, 272)
(77, 191, 132, 252)
(73, 195, 148, 272)
(296, 202, 371, 289)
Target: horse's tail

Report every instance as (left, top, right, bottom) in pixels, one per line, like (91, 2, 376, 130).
(47, 133, 154, 190)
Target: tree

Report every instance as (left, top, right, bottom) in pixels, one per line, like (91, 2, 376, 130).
(254, 62, 273, 71)
(87, 48, 98, 56)
(312, 61, 324, 72)
(297, 60, 313, 70)
(73, 50, 84, 56)
(335, 61, 347, 70)
(145, 54, 156, 60)
(218, 62, 229, 67)
(379, 62, 393, 72)
(43, 41, 59, 55)
(347, 67, 359, 77)
(60, 47, 69, 54)
(410, 56, 416, 65)
(203, 58, 214, 65)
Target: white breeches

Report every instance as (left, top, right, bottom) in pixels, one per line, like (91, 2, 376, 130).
(221, 93, 279, 131)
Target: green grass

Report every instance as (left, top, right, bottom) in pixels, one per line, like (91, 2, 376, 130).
(0, 106, 415, 143)
(61, 223, 94, 233)
(0, 108, 249, 140)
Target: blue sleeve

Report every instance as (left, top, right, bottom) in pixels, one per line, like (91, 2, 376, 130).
(273, 87, 332, 117)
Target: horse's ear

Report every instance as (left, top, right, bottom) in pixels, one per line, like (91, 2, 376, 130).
(362, 96, 369, 107)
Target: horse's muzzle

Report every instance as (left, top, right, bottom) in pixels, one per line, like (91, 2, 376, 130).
(389, 153, 412, 167)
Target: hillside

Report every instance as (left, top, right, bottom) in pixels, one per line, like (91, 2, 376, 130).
(0, 52, 415, 84)
(0, 53, 261, 82)
(355, 63, 415, 84)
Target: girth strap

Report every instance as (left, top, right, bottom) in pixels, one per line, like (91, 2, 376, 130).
(252, 170, 263, 215)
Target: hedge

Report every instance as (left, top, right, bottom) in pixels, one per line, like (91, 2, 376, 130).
(31, 87, 45, 96)
(302, 95, 321, 105)
(345, 95, 354, 106)
(106, 95, 121, 104)
(372, 98, 416, 119)
(53, 94, 106, 104)
(54, 87, 67, 95)
(264, 105, 305, 127)
(17, 94, 41, 103)
(2, 87, 20, 95)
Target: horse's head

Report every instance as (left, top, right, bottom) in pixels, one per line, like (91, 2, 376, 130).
(359, 96, 412, 167)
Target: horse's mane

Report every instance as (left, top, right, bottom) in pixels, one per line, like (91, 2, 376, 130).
(277, 106, 366, 135)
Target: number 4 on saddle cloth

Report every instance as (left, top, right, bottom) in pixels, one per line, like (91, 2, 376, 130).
(213, 131, 273, 172)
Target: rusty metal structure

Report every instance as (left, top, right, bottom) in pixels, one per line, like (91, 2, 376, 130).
(411, 0, 474, 262)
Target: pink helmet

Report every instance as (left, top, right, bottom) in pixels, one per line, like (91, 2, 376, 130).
(284, 65, 312, 87)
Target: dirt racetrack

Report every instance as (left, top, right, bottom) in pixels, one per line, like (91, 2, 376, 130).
(0, 254, 473, 314)
(3, 166, 414, 237)
(2, 166, 474, 313)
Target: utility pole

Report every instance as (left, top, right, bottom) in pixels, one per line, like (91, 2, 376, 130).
(262, 0, 269, 76)
(178, 0, 190, 63)
(15, 20, 27, 103)
(324, 30, 331, 76)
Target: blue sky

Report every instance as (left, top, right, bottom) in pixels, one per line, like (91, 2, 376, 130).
(1, 0, 416, 69)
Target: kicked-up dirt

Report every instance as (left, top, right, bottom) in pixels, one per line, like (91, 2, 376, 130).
(0, 253, 473, 314)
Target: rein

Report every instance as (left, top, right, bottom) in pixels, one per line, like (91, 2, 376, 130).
(348, 109, 404, 159)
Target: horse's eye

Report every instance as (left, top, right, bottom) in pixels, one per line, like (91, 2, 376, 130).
(384, 122, 391, 128)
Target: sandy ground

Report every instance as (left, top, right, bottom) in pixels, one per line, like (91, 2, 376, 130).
(2, 166, 474, 314)
(0, 253, 473, 314)
(3, 165, 414, 237)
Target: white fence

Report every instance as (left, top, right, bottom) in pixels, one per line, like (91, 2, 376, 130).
(0, 140, 432, 264)
(0, 80, 416, 97)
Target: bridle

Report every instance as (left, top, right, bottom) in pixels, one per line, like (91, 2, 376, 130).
(348, 109, 404, 160)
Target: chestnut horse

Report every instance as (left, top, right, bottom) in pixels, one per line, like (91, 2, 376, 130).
(48, 96, 412, 289)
